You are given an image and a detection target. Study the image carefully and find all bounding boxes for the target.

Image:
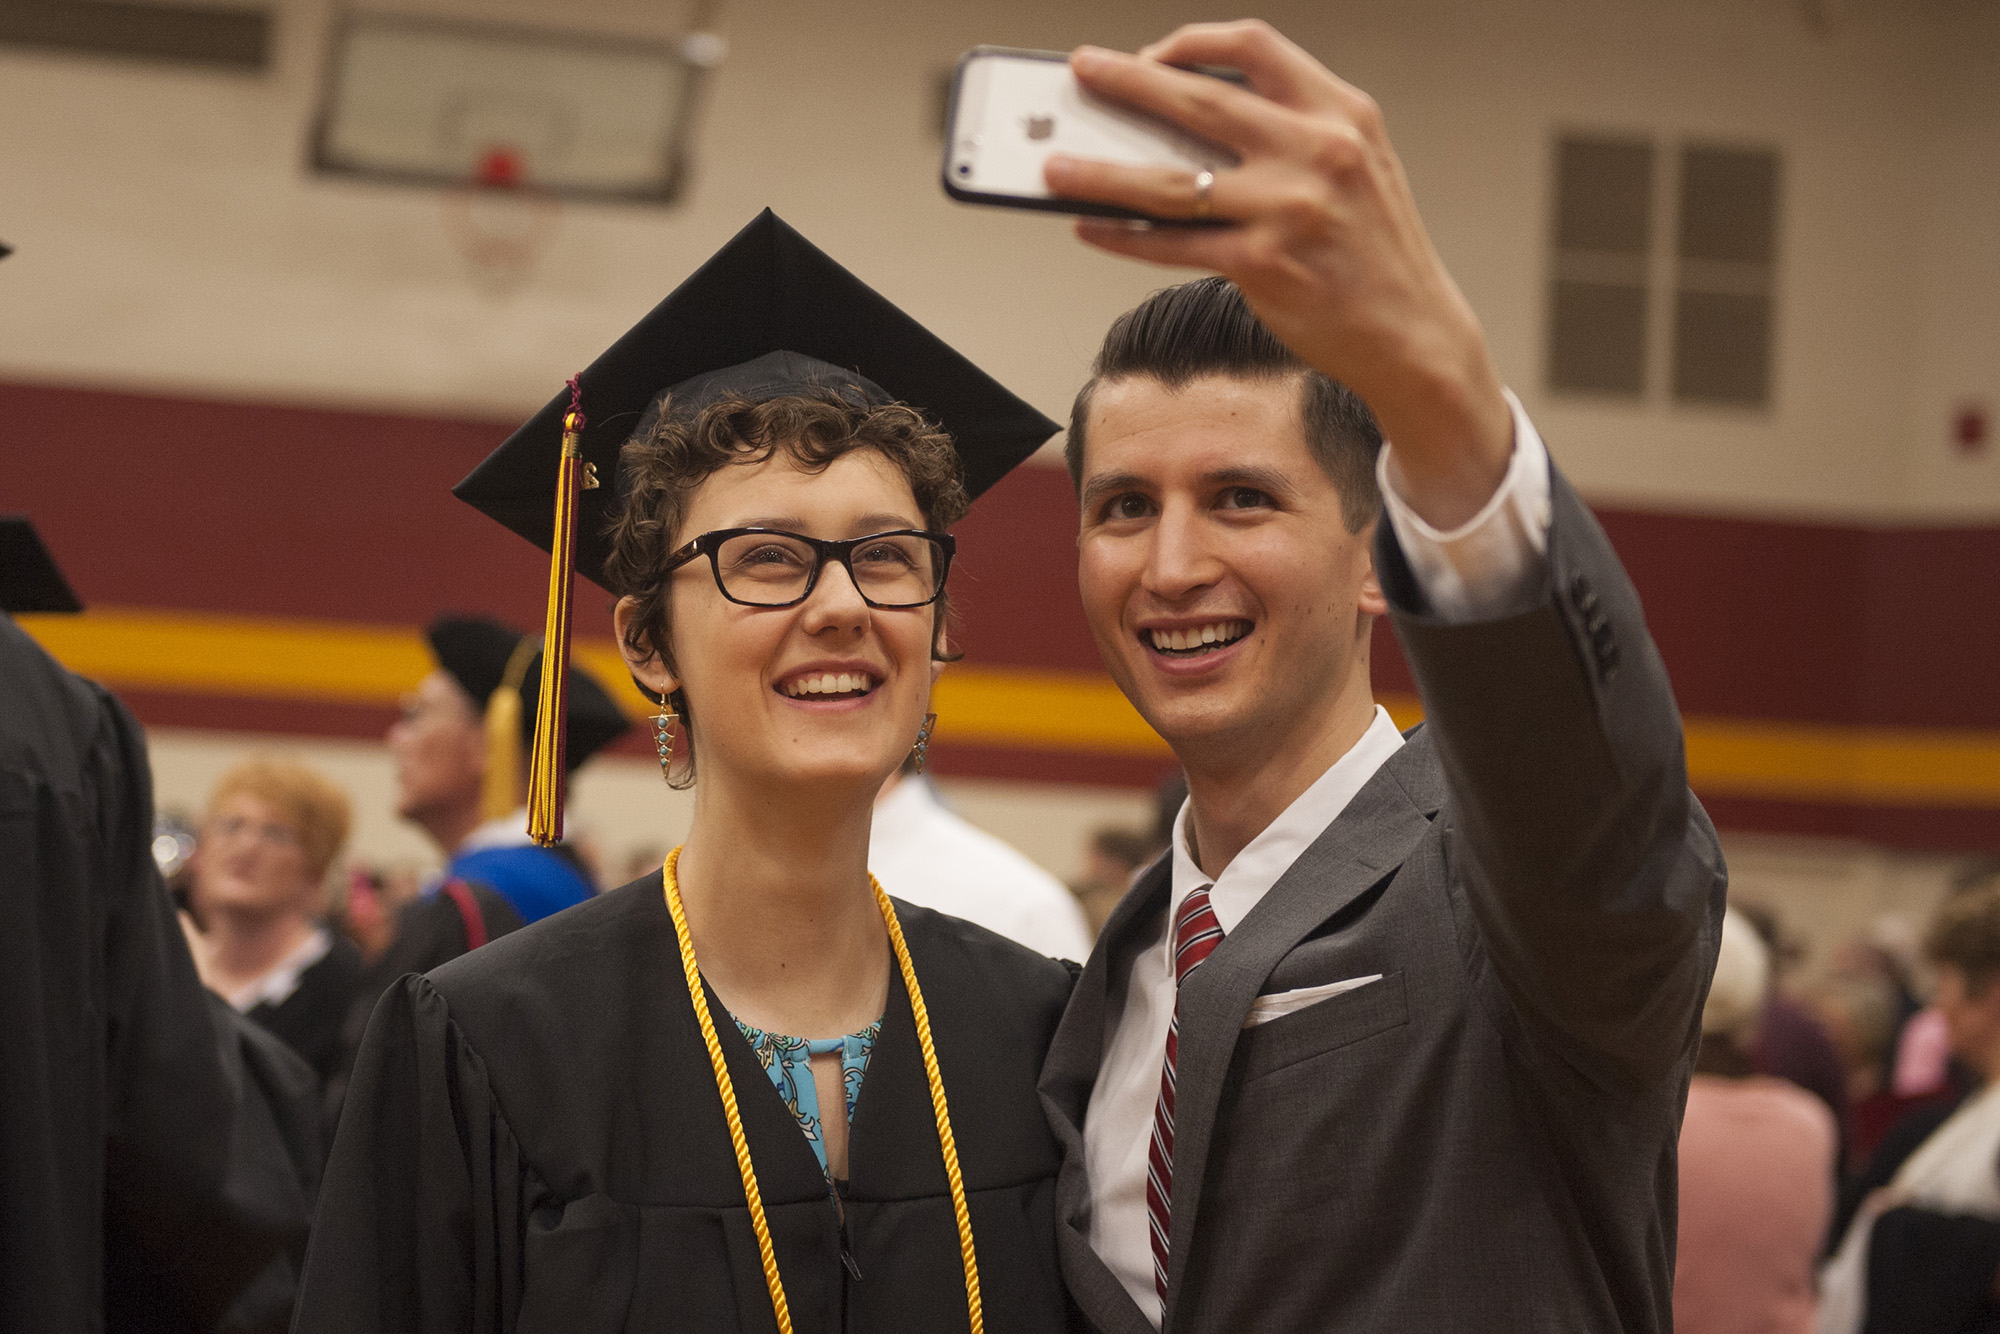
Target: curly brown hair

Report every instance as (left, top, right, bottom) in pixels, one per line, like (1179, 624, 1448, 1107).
(601, 388, 969, 786)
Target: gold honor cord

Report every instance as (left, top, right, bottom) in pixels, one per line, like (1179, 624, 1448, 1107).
(661, 847, 983, 1334)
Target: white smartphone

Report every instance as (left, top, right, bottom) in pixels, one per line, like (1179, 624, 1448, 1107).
(941, 46, 1239, 222)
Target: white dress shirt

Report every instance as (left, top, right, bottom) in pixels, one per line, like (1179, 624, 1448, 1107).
(869, 775, 1095, 960)
(1082, 391, 1555, 1324)
(1377, 388, 1553, 621)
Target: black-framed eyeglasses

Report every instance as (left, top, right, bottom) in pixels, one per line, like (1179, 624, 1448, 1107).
(663, 528, 956, 609)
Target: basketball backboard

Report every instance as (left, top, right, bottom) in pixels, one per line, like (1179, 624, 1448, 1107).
(309, 11, 714, 203)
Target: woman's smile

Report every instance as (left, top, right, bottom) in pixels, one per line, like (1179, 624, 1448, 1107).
(775, 659, 884, 707)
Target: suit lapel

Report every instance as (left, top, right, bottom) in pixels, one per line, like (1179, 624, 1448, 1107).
(1041, 859, 1172, 1334)
(1161, 732, 1441, 1327)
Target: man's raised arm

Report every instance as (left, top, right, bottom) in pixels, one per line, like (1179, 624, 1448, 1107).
(1049, 21, 1723, 1079)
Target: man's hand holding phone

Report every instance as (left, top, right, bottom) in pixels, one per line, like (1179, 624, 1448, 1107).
(1045, 22, 1514, 531)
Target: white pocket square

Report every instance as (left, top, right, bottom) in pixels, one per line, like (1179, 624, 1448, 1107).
(1242, 975, 1384, 1028)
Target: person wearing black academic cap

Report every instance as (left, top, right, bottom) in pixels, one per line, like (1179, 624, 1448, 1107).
(387, 615, 629, 924)
(0, 517, 318, 1333)
(296, 212, 1072, 1334)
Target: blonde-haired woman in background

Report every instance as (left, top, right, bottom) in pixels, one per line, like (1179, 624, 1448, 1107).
(1674, 907, 1837, 1334)
(187, 755, 360, 1100)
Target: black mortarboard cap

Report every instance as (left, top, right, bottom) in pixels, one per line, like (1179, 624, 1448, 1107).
(0, 516, 84, 614)
(452, 208, 1060, 589)
(449, 210, 1055, 844)
(427, 616, 628, 772)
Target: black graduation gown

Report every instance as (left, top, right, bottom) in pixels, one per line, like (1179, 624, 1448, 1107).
(0, 616, 313, 1332)
(297, 873, 1077, 1334)
(244, 932, 365, 1090)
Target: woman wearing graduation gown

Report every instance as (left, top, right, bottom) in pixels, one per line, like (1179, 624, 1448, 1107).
(295, 212, 1076, 1334)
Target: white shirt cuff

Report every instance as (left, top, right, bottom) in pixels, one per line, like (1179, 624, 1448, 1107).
(1376, 388, 1552, 623)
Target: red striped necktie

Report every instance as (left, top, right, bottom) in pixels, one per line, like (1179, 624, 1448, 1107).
(1147, 884, 1225, 1306)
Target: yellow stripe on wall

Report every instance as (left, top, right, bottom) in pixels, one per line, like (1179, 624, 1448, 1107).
(18, 607, 663, 719)
(1684, 717, 2000, 807)
(20, 607, 437, 705)
(16, 607, 2000, 808)
(932, 665, 1168, 756)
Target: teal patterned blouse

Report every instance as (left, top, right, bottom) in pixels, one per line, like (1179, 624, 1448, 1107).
(732, 1014, 883, 1178)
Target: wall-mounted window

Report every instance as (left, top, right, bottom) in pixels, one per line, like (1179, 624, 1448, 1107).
(1548, 135, 1780, 407)
(1549, 137, 1655, 396)
(1672, 146, 1779, 405)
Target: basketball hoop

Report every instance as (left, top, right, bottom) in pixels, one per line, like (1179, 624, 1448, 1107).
(440, 144, 561, 298)
(311, 11, 723, 288)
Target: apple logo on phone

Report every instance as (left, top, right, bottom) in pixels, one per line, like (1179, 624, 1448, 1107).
(1024, 114, 1055, 141)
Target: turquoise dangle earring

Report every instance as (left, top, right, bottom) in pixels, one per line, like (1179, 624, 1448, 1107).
(911, 712, 937, 774)
(653, 689, 679, 783)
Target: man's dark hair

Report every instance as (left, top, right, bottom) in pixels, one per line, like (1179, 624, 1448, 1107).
(1066, 277, 1384, 532)
(1927, 881, 2000, 995)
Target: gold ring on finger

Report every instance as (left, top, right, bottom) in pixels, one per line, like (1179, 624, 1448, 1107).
(1192, 169, 1215, 221)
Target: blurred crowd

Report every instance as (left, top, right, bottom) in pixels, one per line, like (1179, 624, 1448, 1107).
(1676, 867, 2000, 1334)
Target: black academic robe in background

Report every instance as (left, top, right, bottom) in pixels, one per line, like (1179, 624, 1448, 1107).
(1866, 1206, 2000, 1334)
(0, 617, 313, 1332)
(296, 876, 1076, 1334)
(323, 882, 525, 1135)
(244, 932, 365, 1092)
(367, 879, 526, 985)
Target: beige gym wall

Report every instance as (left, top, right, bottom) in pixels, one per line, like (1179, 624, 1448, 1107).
(3, 0, 1995, 516)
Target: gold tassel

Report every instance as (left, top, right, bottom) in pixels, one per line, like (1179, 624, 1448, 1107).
(478, 634, 543, 824)
(527, 388, 588, 847)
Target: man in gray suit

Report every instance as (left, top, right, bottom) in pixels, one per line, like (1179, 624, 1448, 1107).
(1037, 21, 1726, 1333)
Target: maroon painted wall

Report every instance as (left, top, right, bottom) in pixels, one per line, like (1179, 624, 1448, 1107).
(5, 378, 1997, 846)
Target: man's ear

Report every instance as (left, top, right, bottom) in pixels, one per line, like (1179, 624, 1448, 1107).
(1357, 525, 1389, 618)
(611, 596, 676, 696)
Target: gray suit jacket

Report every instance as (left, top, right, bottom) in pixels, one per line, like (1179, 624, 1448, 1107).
(1040, 469, 1727, 1333)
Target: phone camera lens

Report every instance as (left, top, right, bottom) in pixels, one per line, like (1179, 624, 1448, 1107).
(956, 163, 971, 177)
